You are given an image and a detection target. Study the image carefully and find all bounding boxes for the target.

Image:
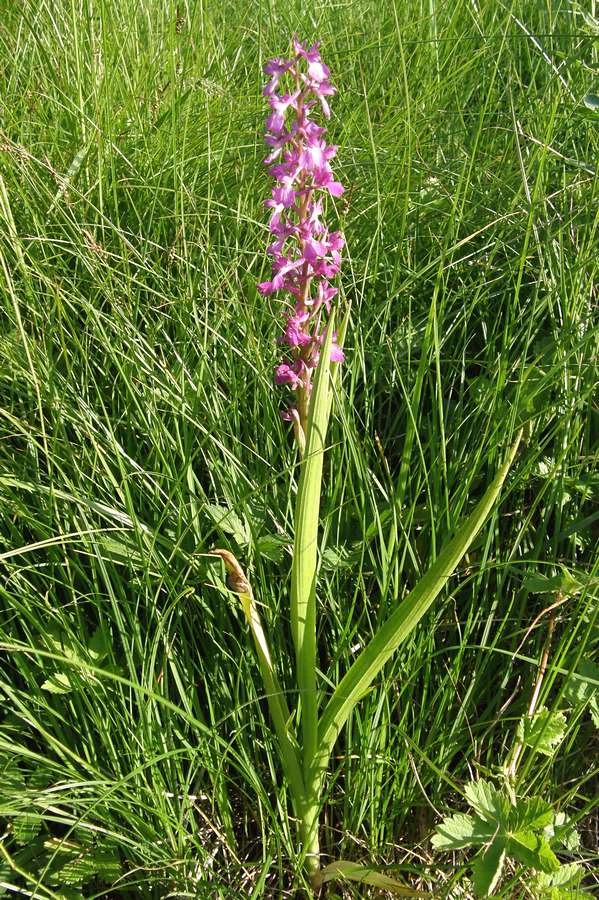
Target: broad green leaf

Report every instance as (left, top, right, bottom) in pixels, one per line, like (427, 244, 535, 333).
(544, 812, 581, 853)
(41, 672, 73, 694)
(583, 93, 599, 111)
(431, 813, 493, 850)
(88, 625, 110, 661)
(563, 658, 599, 728)
(523, 567, 586, 596)
(537, 862, 586, 889)
(507, 830, 559, 874)
(510, 796, 553, 831)
(472, 838, 506, 897)
(516, 707, 567, 756)
(205, 503, 249, 545)
(48, 849, 120, 886)
(464, 780, 511, 823)
(12, 812, 42, 844)
(255, 533, 288, 562)
(535, 862, 594, 897)
(313, 860, 429, 895)
(316, 433, 521, 771)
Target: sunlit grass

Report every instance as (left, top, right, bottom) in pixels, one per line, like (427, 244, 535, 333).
(0, 0, 597, 895)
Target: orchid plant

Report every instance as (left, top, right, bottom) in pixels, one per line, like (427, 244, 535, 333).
(211, 38, 521, 895)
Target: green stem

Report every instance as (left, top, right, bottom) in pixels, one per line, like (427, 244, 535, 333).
(290, 319, 336, 878)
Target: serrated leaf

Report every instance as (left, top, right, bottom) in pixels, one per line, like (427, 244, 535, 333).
(41, 672, 73, 694)
(509, 796, 553, 831)
(92, 851, 122, 882)
(88, 625, 110, 661)
(321, 544, 351, 572)
(205, 503, 249, 545)
(544, 812, 581, 852)
(564, 658, 599, 728)
(523, 567, 585, 596)
(507, 830, 560, 874)
(48, 849, 121, 887)
(516, 707, 566, 756)
(537, 862, 585, 889)
(472, 838, 506, 896)
(0, 860, 11, 896)
(464, 780, 511, 823)
(255, 532, 288, 562)
(432, 813, 493, 849)
(12, 812, 42, 844)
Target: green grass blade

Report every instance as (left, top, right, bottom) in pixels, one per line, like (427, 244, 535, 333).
(316, 431, 523, 774)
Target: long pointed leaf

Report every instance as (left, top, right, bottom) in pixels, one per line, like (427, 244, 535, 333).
(316, 432, 522, 775)
(291, 315, 335, 774)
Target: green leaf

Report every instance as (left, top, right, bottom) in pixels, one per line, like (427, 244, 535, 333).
(544, 812, 581, 853)
(507, 830, 560, 874)
(48, 849, 121, 886)
(92, 850, 123, 882)
(316, 433, 522, 774)
(291, 314, 336, 774)
(313, 860, 429, 895)
(431, 813, 493, 850)
(535, 862, 595, 897)
(205, 503, 249, 545)
(523, 566, 587, 596)
(516, 707, 567, 756)
(41, 672, 73, 694)
(88, 625, 110, 661)
(255, 532, 288, 562)
(464, 780, 511, 823)
(472, 838, 506, 896)
(563, 658, 599, 728)
(510, 796, 553, 831)
(12, 812, 42, 844)
(583, 93, 599, 111)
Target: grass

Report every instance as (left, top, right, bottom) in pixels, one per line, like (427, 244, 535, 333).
(0, 0, 597, 896)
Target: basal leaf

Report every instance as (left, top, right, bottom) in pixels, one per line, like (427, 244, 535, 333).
(472, 838, 506, 897)
(255, 532, 288, 562)
(431, 813, 493, 850)
(317, 434, 521, 774)
(516, 707, 567, 756)
(88, 625, 110, 661)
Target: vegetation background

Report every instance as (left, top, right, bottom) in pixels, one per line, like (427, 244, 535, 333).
(0, 0, 597, 896)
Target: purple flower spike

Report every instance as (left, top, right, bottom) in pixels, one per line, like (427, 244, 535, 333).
(259, 37, 345, 438)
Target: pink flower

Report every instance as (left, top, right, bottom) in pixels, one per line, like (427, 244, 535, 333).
(259, 38, 346, 428)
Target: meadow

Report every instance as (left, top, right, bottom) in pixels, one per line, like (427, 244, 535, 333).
(0, 0, 597, 896)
